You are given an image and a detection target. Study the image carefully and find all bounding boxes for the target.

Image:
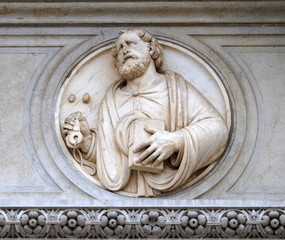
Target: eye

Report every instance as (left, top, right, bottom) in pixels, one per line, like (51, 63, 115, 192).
(117, 44, 123, 53)
(126, 40, 135, 46)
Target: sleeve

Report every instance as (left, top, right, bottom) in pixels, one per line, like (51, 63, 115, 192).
(171, 81, 229, 171)
(82, 129, 97, 163)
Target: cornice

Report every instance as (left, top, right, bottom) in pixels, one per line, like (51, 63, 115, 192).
(0, 1, 284, 26)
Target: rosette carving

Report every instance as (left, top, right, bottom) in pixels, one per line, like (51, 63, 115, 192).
(217, 210, 250, 238)
(57, 210, 89, 237)
(137, 210, 169, 237)
(176, 210, 209, 237)
(17, 210, 48, 237)
(97, 210, 130, 238)
(0, 207, 282, 238)
(258, 210, 285, 237)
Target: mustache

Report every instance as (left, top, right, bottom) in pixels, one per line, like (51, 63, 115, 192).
(121, 54, 139, 65)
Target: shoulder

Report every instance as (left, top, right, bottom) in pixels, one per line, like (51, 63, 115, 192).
(163, 69, 194, 90)
(103, 79, 125, 97)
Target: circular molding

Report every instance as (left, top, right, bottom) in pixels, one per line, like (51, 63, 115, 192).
(42, 32, 249, 200)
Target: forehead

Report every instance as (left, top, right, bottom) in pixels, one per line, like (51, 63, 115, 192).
(117, 31, 144, 45)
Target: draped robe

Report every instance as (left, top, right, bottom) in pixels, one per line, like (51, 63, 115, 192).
(89, 70, 229, 197)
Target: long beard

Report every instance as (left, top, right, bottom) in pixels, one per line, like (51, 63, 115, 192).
(117, 54, 151, 81)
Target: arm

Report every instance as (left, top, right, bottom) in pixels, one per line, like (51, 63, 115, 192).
(171, 82, 229, 170)
(134, 81, 228, 169)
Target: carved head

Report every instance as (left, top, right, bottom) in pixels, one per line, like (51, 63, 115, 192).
(112, 29, 164, 75)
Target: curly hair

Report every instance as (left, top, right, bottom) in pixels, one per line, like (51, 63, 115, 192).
(111, 29, 163, 70)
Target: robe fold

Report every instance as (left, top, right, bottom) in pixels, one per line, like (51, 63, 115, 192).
(90, 70, 228, 196)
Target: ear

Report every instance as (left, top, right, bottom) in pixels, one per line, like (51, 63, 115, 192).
(148, 42, 155, 55)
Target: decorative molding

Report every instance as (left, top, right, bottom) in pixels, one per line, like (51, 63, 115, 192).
(0, 2, 284, 26)
(0, 207, 284, 238)
(0, 3, 284, 240)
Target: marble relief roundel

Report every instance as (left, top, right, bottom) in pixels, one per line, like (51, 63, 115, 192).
(55, 29, 231, 197)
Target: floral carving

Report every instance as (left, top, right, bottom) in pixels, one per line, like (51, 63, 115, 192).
(177, 210, 208, 237)
(139, 210, 167, 237)
(58, 210, 87, 237)
(260, 210, 285, 237)
(99, 210, 127, 237)
(0, 207, 284, 238)
(219, 210, 248, 237)
(0, 214, 6, 234)
(19, 210, 46, 236)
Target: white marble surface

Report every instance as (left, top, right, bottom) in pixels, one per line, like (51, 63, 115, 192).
(0, 1, 284, 206)
(0, 52, 47, 189)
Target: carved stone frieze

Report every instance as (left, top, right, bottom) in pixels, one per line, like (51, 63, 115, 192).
(0, 208, 284, 238)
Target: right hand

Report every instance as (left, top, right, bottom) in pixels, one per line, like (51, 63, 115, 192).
(62, 111, 92, 153)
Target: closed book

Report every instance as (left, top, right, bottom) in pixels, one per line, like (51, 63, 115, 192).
(128, 119, 165, 173)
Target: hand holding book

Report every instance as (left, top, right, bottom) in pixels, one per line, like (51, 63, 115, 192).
(134, 127, 182, 166)
(129, 119, 182, 173)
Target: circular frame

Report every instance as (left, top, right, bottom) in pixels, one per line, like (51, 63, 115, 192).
(43, 32, 245, 201)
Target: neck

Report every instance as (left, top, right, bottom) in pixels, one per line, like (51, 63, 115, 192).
(123, 62, 162, 92)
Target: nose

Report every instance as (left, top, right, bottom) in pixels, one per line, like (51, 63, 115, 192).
(123, 47, 129, 55)
(122, 43, 129, 55)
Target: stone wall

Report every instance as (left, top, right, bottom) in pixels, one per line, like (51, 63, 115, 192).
(0, 1, 284, 238)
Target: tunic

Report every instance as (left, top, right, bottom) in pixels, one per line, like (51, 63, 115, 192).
(89, 70, 229, 196)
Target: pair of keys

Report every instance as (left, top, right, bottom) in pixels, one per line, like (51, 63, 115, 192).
(62, 112, 97, 176)
(63, 112, 84, 149)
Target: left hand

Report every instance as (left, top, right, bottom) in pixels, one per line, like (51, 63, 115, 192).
(133, 126, 182, 167)
(62, 112, 92, 153)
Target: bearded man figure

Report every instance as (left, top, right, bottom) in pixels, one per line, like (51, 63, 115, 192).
(63, 29, 229, 197)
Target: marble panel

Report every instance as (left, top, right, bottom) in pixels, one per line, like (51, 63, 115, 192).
(0, 1, 284, 238)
